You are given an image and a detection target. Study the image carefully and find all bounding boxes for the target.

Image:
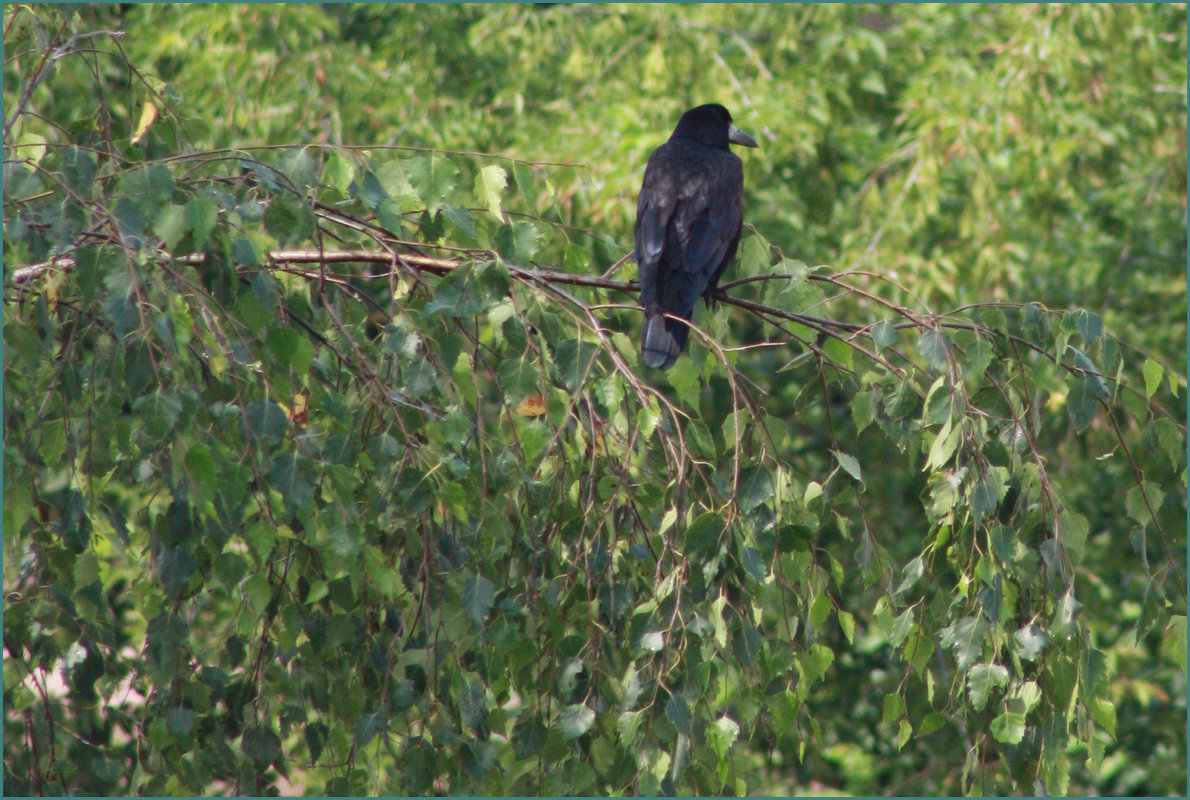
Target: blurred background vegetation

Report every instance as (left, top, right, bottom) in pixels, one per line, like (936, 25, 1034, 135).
(4, 3, 1185, 796)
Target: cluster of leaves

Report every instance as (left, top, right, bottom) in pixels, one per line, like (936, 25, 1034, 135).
(4, 5, 1186, 797)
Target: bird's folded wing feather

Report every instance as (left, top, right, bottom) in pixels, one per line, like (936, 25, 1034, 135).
(635, 201, 667, 266)
(681, 203, 737, 279)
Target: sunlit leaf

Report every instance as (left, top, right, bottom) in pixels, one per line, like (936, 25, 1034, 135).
(559, 704, 595, 740)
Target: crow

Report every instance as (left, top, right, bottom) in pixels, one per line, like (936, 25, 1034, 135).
(635, 104, 758, 370)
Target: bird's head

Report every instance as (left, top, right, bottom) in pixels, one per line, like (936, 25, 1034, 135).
(670, 104, 759, 150)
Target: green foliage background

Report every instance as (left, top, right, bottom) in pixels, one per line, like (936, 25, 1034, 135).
(4, 4, 1186, 796)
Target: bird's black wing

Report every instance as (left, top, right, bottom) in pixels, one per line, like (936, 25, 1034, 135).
(635, 142, 744, 369)
(673, 148, 744, 304)
(651, 146, 743, 316)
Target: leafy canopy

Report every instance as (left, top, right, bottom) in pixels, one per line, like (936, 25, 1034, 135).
(4, 4, 1185, 797)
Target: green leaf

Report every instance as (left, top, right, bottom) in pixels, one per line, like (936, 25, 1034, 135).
(665, 693, 691, 734)
(554, 339, 600, 393)
(893, 557, 924, 596)
(735, 234, 770, 277)
(354, 712, 383, 748)
(402, 742, 436, 794)
(734, 620, 762, 666)
(1059, 508, 1089, 566)
(499, 356, 539, 404)
(822, 335, 854, 371)
(1162, 616, 1187, 671)
(244, 572, 271, 616)
(921, 375, 952, 426)
(1053, 590, 1083, 637)
(166, 707, 195, 737)
(279, 147, 319, 191)
(269, 452, 316, 510)
(185, 197, 218, 248)
(121, 163, 175, 209)
(966, 662, 1009, 710)
(442, 204, 476, 240)
(242, 726, 281, 766)
(737, 464, 774, 512)
(40, 418, 67, 468)
(685, 511, 726, 557)
(964, 337, 994, 382)
(1143, 358, 1165, 400)
(990, 710, 1026, 744)
(832, 449, 862, 482)
(113, 196, 147, 246)
(860, 70, 886, 95)
(617, 709, 644, 747)
(889, 608, 915, 648)
(638, 630, 665, 653)
(1125, 482, 1165, 527)
(231, 236, 258, 266)
(474, 164, 508, 221)
(558, 703, 595, 740)
(666, 356, 702, 408)
(871, 319, 897, 349)
(809, 593, 832, 632)
(925, 416, 961, 471)
(768, 690, 800, 733)
(556, 658, 584, 697)
(266, 327, 299, 368)
(463, 575, 495, 627)
(1014, 622, 1047, 660)
(325, 152, 356, 195)
(1066, 377, 1101, 431)
(495, 220, 542, 264)
(741, 546, 766, 582)
(1011, 680, 1042, 714)
(882, 692, 905, 724)
(851, 389, 877, 434)
(405, 155, 459, 217)
(837, 610, 856, 644)
(61, 145, 96, 193)
(897, 720, 911, 752)
(513, 713, 547, 758)
(969, 468, 1007, 524)
(352, 168, 388, 209)
(800, 643, 834, 684)
(917, 329, 951, 370)
(264, 194, 315, 244)
(1070, 308, 1103, 347)
(426, 265, 493, 317)
(132, 390, 182, 443)
(707, 716, 739, 760)
(990, 523, 1018, 563)
(213, 552, 247, 591)
(1068, 345, 1108, 399)
(243, 400, 290, 444)
(939, 615, 989, 670)
(154, 203, 188, 250)
(158, 546, 196, 599)
(918, 712, 946, 736)
(306, 721, 327, 764)
(144, 612, 188, 682)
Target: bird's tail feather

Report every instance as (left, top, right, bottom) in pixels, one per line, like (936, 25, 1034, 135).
(641, 313, 686, 370)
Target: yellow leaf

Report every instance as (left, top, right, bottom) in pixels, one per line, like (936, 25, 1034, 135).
(515, 394, 546, 416)
(132, 100, 158, 145)
(280, 391, 309, 426)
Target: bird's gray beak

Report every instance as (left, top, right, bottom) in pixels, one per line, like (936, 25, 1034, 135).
(728, 124, 759, 148)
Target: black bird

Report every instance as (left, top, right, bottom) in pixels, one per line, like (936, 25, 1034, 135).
(635, 104, 758, 370)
